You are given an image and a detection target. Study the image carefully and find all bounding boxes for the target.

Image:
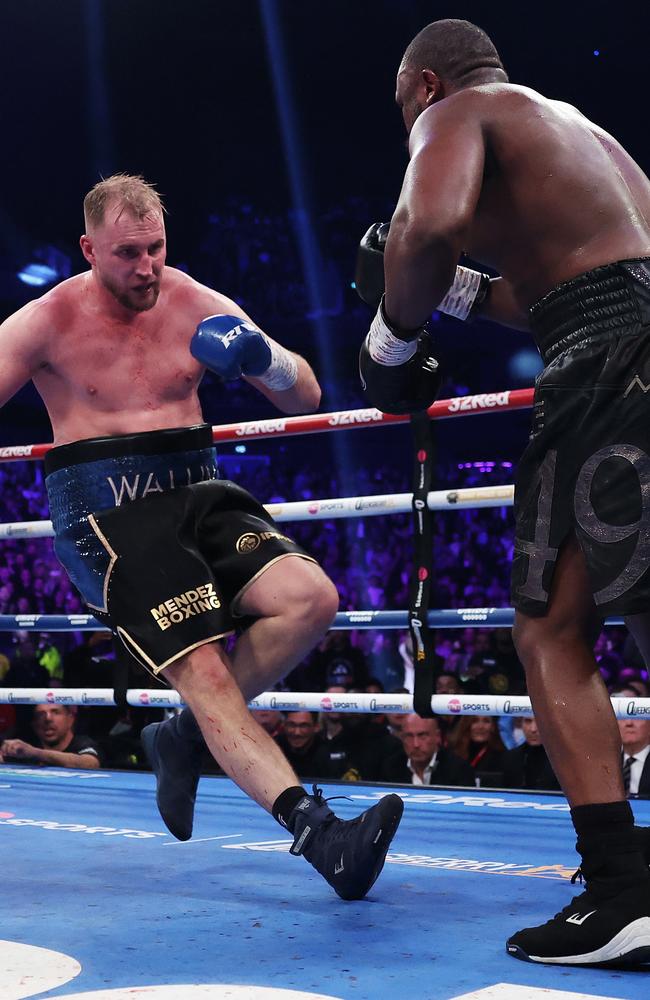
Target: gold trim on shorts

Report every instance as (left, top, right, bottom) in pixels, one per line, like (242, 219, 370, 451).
(87, 513, 118, 614)
(117, 626, 235, 676)
(230, 551, 318, 616)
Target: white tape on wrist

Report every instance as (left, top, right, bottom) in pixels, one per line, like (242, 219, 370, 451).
(257, 338, 299, 391)
(438, 265, 484, 321)
(366, 305, 418, 366)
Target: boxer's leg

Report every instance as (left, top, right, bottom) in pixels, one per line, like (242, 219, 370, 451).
(507, 534, 650, 965)
(155, 559, 338, 815)
(163, 640, 303, 811)
(230, 556, 340, 699)
(142, 557, 338, 840)
(161, 633, 403, 900)
(513, 534, 619, 805)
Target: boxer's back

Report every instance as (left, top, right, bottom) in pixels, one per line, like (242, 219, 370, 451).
(458, 83, 650, 303)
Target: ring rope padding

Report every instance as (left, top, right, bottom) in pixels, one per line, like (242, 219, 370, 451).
(0, 388, 534, 463)
(0, 687, 645, 720)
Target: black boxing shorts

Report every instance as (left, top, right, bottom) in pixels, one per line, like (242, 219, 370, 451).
(45, 424, 315, 674)
(511, 258, 650, 617)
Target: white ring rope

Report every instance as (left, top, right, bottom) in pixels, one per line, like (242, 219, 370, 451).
(0, 485, 514, 540)
(0, 688, 647, 720)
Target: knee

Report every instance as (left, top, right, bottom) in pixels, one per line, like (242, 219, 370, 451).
(282, 566, 339, 638)
(299, 572, 339, 635)
(167, 643, 235, 696)
(512, 610, 598, 676)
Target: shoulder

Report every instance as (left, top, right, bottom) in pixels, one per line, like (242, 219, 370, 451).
(419, 83, 559, 133)
(0, 275, 84, 358)
(164, 267, 249, 326)
(407, 84, 521, 156)
(68, 735, 100, 755)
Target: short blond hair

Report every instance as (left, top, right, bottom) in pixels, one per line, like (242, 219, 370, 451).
(83, 173, 165, 231)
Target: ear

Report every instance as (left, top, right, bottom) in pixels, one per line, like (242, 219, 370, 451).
(80, 234, 95, 267)
(421, 69, 443, 105)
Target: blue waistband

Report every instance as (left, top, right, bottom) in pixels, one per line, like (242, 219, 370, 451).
(45, 425, 219, 535)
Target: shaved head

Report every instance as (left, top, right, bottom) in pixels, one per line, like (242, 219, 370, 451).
(401, 19, 507, 85)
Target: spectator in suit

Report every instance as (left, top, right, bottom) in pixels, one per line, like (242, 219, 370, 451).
(0, 704, 102, 769)
(381, 713, 474, 786)
(614, 689, 650, 798)
(501, 716, 560, 791)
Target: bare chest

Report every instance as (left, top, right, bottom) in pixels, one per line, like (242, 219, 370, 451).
(39, 319, 202, 404)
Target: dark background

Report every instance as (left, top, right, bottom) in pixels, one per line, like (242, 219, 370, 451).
(1, 0, 648, 471)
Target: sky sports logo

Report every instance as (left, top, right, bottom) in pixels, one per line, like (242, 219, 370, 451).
(0, 811, 165, 839)
(447, 698, 490, 713)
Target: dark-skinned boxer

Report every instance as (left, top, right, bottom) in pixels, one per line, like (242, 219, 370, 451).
(355, 17, 650, 966)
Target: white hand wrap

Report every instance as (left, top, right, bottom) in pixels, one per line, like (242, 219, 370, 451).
(438, 265, 488, 321)
(366, 304, 419, 366)
(257, 338, 298, 391)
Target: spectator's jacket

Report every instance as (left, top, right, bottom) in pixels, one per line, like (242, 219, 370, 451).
(274, 732, 337, 780)
(501, 743, 560, 791)
(380, 747, 475, 787)
(632, 747, 650, 799)
(326, 722, 402, 782)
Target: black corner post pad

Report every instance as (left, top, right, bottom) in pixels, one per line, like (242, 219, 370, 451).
(409, 410, 436, 719)
(111, 635, 131, 709)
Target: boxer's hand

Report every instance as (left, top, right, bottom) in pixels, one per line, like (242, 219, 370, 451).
(359, 300, 442, 414)
(191, 315, 272, 381)
(355, 220, 491, 322)
(355, 222, 390, 309)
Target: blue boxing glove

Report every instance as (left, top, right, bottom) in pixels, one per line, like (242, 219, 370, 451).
(191, 314, 272, 380)
(191, 314, 298, 390)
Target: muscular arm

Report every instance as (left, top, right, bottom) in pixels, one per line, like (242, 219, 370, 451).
(384, 95, 486, 330)
(0, 303, 46, 408)
(193, 285, 321, 414)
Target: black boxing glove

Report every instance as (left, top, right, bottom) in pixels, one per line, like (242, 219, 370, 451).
(359, 298, 442, 414)
(355, 222, 390, 310)
(355, 221, 492, 320)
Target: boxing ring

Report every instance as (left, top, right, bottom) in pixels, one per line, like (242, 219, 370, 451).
(1, 389, 650, 999)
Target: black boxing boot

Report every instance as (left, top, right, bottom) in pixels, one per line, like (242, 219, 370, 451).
(285, 786, 404, 900)
(141, 708, 204, 841)
(507, 802, 650, 965)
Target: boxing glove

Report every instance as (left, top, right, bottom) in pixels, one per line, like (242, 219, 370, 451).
(359, 300, 442, 414)
(191, 314, 297, 389)
(355, 222, 390, 310)
(355, 221, 492, 321)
